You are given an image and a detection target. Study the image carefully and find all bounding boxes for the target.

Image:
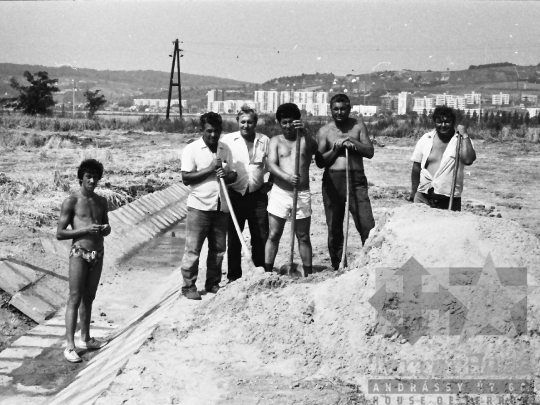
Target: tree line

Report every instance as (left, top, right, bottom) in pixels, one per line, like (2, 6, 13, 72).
(0, 71, 106, 117)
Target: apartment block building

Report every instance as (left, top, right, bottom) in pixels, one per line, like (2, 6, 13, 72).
(444, 96, 466, 110)
(255, 90, 328, 114)
(492, 93, 510, 105)
(296, 103, 329, 116)
(210, 100, 259, 114)
(352, 105, 380, 116)
(207, 89, 226, 110)
(381, 95, 398, 112)
(465, 91, 481, 104)
(413, 96, 436, 114)
(397, 92, 408, 115)
(254, 91, 280, 113)
(134, 99, 186, 109)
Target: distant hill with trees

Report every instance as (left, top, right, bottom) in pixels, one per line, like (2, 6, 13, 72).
(0, 63, 254, 108)
(260, 63, 540, 106)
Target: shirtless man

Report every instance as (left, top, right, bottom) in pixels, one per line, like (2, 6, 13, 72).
(264, 103, 321, 277)
(410, 105, 476, 211)
(57, 159, 111, 362)
(316, 93, 375, 269)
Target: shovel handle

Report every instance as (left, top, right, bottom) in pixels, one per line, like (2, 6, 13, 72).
(212, 153, 255, 266)
(340, 148, 350, 269)
(448, 130, 463, 211)
(289, 129, 302, 267)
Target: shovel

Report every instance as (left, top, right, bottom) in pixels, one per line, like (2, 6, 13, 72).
(339, 148, 350, 269)
(448, 126, 464, 211)
(279, 129, 303, 279)
(213, 154, 265, 276)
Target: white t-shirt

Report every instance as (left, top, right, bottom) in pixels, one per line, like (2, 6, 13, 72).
(220, 131, 270, 195)
(181, 138, 235, 212)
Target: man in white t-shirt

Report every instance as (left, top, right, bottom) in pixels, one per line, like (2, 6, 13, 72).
(221, 107, 272, 282)
(180, 112, 237, 300)
(409, 106, 476, 211)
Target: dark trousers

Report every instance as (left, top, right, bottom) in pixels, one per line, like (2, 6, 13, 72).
(181, 207, 228, 292)
(414, 191, 461, 211)
(227, 188, 269, 281)
(322, 170, 375, 269)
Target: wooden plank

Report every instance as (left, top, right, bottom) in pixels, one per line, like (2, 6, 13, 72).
(10, 292, 57, 324)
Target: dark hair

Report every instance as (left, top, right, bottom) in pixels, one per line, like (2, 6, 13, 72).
(276, 103, 301, 122)
(77, 159, 104, 185)
(236, 106, 258, 124)
(432, 105, 456, 124)
(200, 112, 223, 131)
(330, 93, 351, 108)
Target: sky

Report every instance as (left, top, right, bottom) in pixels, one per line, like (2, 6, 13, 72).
(1, 0, 539, 84)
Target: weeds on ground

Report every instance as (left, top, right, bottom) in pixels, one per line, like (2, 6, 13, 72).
(0, 170, 131, 227)
(2, 114, 540, 143)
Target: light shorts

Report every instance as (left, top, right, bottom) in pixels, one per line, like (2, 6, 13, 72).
(267, 186, 312, 220)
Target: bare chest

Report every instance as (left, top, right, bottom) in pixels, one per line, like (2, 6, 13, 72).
(426, 139, 450, 166)
(75, 199, 104, 223)
(245, 141, 254, 160)
(326, 126, 360, 145)
(278, 138, 308, 160)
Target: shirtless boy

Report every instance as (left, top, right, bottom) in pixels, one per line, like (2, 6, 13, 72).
(264, 103, 321, 277)
(316, 93, 375, 269)
(410, 105, 476, 211)
(57, 159, 111, 362)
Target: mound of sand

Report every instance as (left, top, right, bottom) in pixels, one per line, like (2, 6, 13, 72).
(99, 205, 540, 403)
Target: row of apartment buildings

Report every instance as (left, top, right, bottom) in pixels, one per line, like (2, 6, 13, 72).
(207, 90, 410, 117)
(206, 88, 538, 117)
(134, 99, 187, 109)
(207, 89, 330, 114)
(410, 92, 515, 114)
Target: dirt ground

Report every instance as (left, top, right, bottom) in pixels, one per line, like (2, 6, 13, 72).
(1, 127, 539, 403)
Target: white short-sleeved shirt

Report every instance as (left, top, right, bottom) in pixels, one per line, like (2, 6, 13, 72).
(411, 130, 475, 198)
(220, 131, 270, 195)
(181, 138, 235, 212)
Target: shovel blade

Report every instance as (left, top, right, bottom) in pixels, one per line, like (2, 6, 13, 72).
(279, 263, 303, 279)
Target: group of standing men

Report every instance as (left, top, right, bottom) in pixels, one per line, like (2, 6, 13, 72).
(179, 96, 477, 301)
(179, 94, 377, 300)
(56, 95, 476, 362)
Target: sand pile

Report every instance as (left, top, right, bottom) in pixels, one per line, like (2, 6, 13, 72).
(99, 205, 540, 403)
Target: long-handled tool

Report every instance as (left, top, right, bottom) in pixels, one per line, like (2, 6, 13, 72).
(279, 129, 303, 279)
(339, 148, 350, 269)
(213, 154, 264, 275)
(448, 126, 464, 211)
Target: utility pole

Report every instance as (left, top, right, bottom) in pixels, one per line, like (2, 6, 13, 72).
(166, 39, 183, 120)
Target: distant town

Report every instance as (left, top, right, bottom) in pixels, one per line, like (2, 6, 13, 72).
(204, 89, 540, 119)
(3, 62, 540, 119)
(125, 89, 540, 119)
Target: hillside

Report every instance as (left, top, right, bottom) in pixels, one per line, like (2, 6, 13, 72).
(260, 63, 540, 106)
(0, 63, 255, 106)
